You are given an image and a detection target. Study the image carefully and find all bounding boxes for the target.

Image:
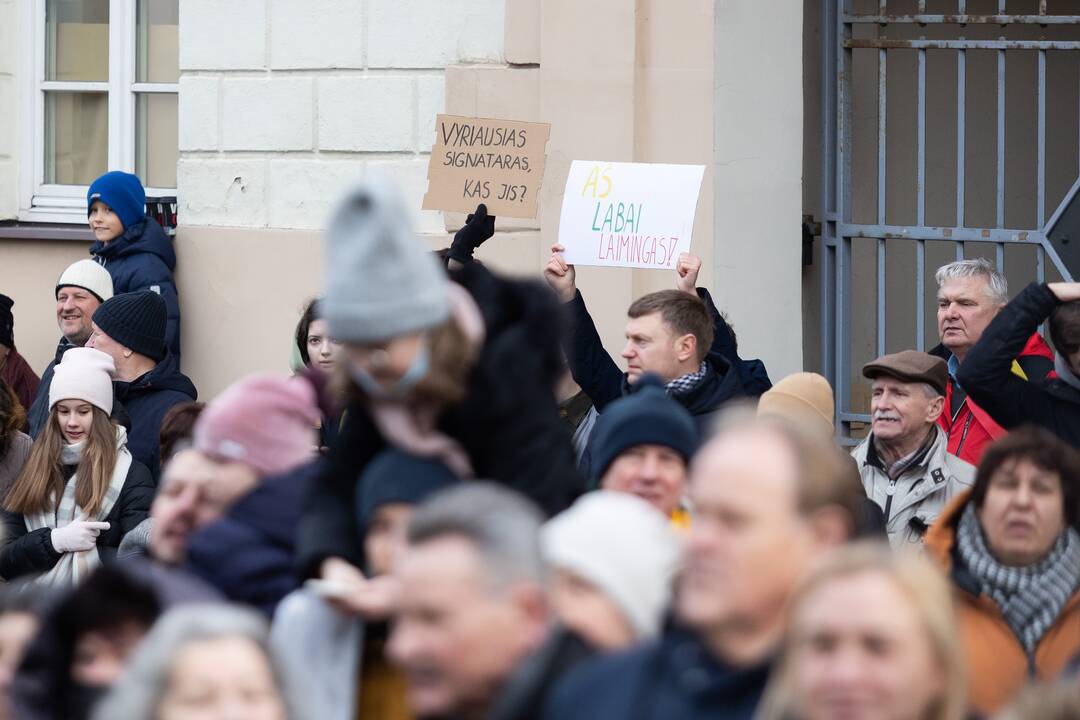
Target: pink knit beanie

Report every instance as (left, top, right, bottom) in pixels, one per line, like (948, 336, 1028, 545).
(193, 374, 320, 477)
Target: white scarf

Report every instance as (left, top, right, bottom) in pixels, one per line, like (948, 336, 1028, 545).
(25, 426, 132, 587)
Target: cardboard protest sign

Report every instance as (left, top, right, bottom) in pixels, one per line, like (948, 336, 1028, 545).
(557, 161, 706, 269)
(422, 114, 550, 219)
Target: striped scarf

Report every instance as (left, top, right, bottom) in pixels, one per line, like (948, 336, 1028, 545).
(25, 426, 132, 587)
(956, 502, 1080, 654)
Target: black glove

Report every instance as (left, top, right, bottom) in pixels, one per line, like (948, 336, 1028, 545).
(447, 204, 496, 264)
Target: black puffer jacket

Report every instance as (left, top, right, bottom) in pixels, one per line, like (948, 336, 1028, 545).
(0, 459, 154, 580)
(113, 352, 197, 481)
(959, 282, 1080, 447)
(296, 263, 584, 576)
(565, 287, 755, 433)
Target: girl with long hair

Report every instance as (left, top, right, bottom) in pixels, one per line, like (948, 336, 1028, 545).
(0, 348, 153, 585)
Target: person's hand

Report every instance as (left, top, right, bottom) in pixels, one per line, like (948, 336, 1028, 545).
(50, 521, 110, 553)
(1048, 282, 1080, 303)
(543, 244, 577, 303)
(675, 253, 702, 295)
(447, 204, 496, 265)
(318, 557, 401, 620)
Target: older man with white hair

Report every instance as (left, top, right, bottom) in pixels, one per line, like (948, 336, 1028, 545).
(852, 350, 974, 547)
(931, 258, 1054, 464)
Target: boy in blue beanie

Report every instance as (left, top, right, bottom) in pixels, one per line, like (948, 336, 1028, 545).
(87, 171, 181, 358)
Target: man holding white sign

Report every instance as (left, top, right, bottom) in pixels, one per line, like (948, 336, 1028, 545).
(543, 246, 770, 434)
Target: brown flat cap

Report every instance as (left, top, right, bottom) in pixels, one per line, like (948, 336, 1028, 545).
(862, 350, 948, 396)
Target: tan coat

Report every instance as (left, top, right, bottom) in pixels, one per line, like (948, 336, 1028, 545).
(851, 425, 974, 547)
(925, 492, 1080, 715)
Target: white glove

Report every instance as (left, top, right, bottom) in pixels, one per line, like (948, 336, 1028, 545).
(50, 521, 110, 553)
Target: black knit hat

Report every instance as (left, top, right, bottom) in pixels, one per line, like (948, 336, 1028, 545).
(355, 449, 460, 540)
(589, 375, 699, 482)
(0, 294, 12, 348)
(92, 291, 167, 361)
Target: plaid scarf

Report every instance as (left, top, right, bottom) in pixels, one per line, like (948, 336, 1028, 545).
(666, 362, 708, 398)
(25, 426, 132, 587)
(956, 502, 1080, 654)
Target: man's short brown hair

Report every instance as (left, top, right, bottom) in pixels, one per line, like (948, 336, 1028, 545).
(627, 290, 714, 363)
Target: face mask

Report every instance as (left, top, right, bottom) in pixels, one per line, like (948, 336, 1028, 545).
(350, 342, 431, 400)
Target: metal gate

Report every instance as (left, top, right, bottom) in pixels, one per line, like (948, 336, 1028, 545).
(820, 0, 1080, 442)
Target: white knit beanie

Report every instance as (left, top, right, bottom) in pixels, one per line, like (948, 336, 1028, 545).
(323, 176, 449, 343)
(49, 347, 116, 414)
(56, 259, 114, 303)
(541, 491, 682, 639)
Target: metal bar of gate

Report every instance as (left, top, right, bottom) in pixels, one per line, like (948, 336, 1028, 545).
(820, 0, 837, 398)
(835, 0, 854, 436)
(877, 42, 887, 359)
(957, 41, 965, 262)
(957, 48, 965, 229)
(845, 39, 1080, 50)
(838, 223, 1044, 243)
(997, 49, 1005, 229)
(916, 45, 926, 351)
(844, 15, 1077, 25)
(996, 0, 1005, 274)
(1038, 49, 1046, 228)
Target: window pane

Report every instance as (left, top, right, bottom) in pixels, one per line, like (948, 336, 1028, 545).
(44, 92, 108, 185)
(136, 93, 178, 189)
(46, 0, 109, 82)
(136, 0, 179, 83)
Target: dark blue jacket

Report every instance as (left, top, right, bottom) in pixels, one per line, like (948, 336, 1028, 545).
(185, 462, 319, 618)
(113, 353, 197, 481)
(26, 339, 74, 438)
(90, 217, 181, 358)
(566, 288, 761, 433)
(542, 624, 772, 720)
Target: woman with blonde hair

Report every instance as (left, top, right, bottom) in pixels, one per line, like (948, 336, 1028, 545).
(758, 542, 967, 720)
(0, 348, 153, 584)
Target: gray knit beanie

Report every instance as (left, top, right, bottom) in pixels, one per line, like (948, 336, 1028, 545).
(324, 177, 449, 343)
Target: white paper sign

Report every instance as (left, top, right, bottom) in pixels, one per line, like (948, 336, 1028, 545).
(557, 161, 706, 269)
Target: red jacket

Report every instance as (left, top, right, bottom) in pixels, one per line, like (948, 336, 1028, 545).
(0, 348, 39, 417)
(936, 333, 1054, 465)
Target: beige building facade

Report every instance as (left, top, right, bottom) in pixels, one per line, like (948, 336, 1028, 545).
(0, 0, 806, 401)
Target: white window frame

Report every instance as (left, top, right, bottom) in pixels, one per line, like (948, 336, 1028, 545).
(18, 0, 178, 224)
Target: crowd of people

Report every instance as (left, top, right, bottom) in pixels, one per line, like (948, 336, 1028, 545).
(0, 169, 1078, 719)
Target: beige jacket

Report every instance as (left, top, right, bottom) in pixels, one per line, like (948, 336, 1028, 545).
(851, 425, 974, 547)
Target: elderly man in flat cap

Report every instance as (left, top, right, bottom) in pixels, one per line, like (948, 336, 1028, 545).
(852, 350, 975, 547)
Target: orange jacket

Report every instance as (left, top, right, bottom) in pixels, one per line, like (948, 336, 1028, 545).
(925, 491, 1080, 714)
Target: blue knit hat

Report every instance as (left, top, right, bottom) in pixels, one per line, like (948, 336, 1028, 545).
(92, 290, 167, 361)
(87, 171, 146, 231)
(355, 449, 460, 539)
(589, 375, 699, 481)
